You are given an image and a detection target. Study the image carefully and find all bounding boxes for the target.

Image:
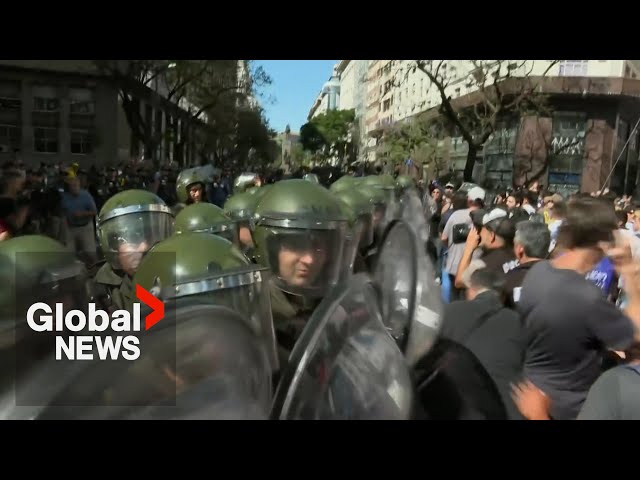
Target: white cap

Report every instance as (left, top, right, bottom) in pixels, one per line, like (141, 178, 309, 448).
(467, 186, 486, 202)
(482, 208, 508, 226)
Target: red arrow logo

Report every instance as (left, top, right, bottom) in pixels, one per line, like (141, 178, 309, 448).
(136, 284, 165, 330)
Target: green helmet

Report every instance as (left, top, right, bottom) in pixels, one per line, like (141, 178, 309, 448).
(361, 174, 397, 191)
(0, 235, 88, 346)
(329, 175, 357, 193)
(247, 184, 273, 201)
(333, 189, 375, 249)
(133, 232, 278, 374)
(355, 183, 392, 240)
(303, 173, 320, 184)
(96, 189, 173, 276)
(175, 203, 239, 245)
(224, 191, 259, 225)
(176, 169, 207, 204)
(234, 173, 260, 193)
(253, 179, 350, 298)
(396, 175, 416, 193)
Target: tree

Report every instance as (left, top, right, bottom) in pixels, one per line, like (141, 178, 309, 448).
(299, 109, 356, 164)
(408, 60, 558, 181)
(93, 60, 272, 165)
(376, 115, 445, 179)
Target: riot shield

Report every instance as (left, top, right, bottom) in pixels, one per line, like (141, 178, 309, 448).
(271, 273, 415, 420)
(399, 189, 431, 244)
(373, 220, 442, 368)
(1, 304, 272, 420)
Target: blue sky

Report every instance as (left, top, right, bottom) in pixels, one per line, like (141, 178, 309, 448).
(255, 60, 338, 134)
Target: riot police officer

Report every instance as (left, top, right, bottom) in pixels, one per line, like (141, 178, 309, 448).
(175, 202, 240, 246)
(353, 182, 392, 271)
(94, 189, 173, 312)
(130, 232, 279, 419)
(0, 235, 91, 419)
(223, 190, 261, 256)
(252, 179, 350, 353)
(332, 188, 374, 275)
(173, 169, 208, 216)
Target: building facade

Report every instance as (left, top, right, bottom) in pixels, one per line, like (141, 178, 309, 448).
(0, 60, 242, 169)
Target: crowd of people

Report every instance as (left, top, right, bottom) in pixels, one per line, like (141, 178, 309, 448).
(424, 179, 640, 419)
(1, 156, 640, 420)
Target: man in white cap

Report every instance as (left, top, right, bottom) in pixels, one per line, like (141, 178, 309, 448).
(454, 207, 519, 290)
(441, 186, 486, 301)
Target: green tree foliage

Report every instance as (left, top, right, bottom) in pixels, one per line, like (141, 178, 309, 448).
(299, 109, 356, 164)
(93, 60, 273, 167)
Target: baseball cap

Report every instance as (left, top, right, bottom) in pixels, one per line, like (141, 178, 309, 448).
(482, 208, 516, 242)
(467, 186, 486, 202)
(543, 193, 563, 205)
(482, 208, 508, 226)
(445, 182, 455, 189)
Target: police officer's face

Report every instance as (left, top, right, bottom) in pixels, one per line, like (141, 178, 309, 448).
(118, 242, 149, 276)
(278, 241, 328, 287)
(189, 185, 203, 203)
(239, 226, 254, 248)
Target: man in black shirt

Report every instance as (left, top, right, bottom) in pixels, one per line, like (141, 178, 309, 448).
(519, 196, 640, 420)
(504, 221, 550, 308)
(454, 208, 518, 289)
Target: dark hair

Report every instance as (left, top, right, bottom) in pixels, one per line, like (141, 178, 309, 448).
(452, 191, 468, 211)
(557, 196, 618, 249)
(468, 268, 505, 293)
(523, 190, 537, 205)
(615, 209, 627, 227)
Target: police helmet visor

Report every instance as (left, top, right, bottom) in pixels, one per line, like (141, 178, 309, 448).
(98, 211, 173, 273)
(21, 305, 272, 420)
(158, 267, 279, 376)
(263, 226, 348, 298)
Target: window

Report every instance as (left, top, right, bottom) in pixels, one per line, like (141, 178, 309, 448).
(559, 60, 588, 76)
(33, 97, 60, 112)
(70, 129, 93, 155)
(70, 88, 95, 114)
(0, 97, 21, 110)
(34, 127, 58, 153)
(0, 124, 20, 152)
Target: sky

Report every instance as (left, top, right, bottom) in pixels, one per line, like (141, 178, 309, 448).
(254, 60, 338, 134)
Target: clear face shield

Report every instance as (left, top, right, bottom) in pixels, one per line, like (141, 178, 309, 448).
(225, 211, 256, 251)
(98, 207, 173, 276)
(7, 257, 90, 391)
(271, 274, 415, 420)
(186, 220, 241, 247)
(262, 225, 349, 299)
(156, 266, 279, 376)
(341, 219, 365, 278)
(19, 305, 273, 420)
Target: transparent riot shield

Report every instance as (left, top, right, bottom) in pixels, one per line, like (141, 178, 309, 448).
(271, 273, 415, 420)
(1, 304, 272, 420)
(399, 189, 431, 245)
(373, 220, 443, 368)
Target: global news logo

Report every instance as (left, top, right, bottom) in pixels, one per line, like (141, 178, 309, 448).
(25, 285, 164, 361)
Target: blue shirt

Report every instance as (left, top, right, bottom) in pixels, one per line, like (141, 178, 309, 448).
(61, 190, 97, 227)
(585, 257, 616, 296)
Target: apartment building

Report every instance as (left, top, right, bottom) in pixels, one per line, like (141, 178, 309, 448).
(0, 60, 241, 169)
(367, 60, 640, 195)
